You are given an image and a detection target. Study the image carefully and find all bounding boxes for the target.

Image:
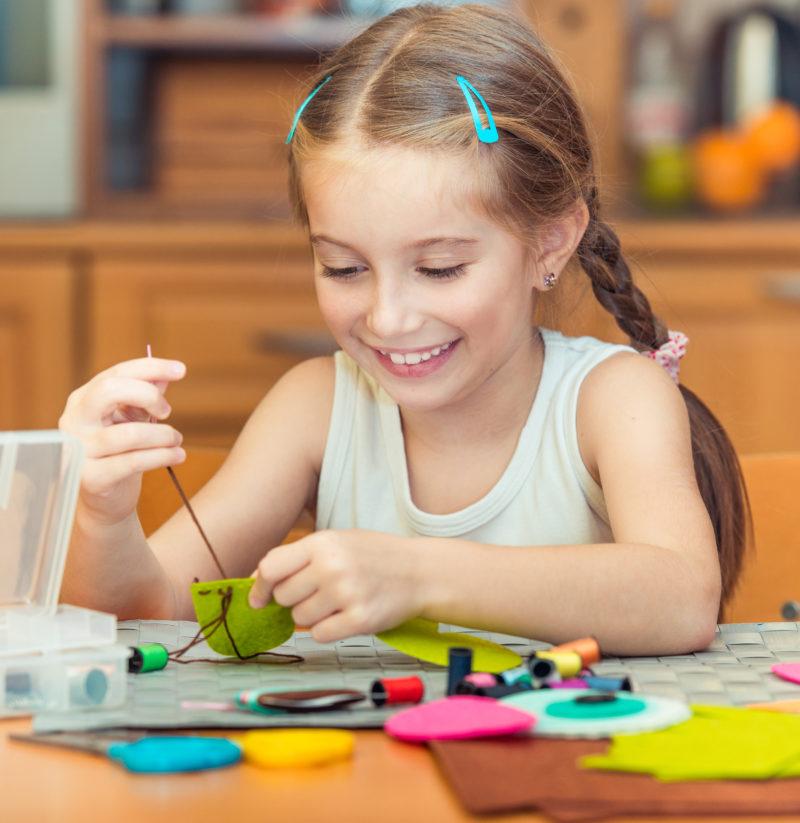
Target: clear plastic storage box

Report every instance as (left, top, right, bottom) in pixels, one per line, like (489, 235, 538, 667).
(0, 431, 127, 716)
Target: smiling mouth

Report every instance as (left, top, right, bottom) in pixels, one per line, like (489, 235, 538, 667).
(375, 339, 458, 365)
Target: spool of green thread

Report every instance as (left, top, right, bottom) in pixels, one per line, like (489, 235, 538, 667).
(128, 643, 169, 674)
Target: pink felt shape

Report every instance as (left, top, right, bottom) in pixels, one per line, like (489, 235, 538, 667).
(384, 696, 535, 742)
(772, 663, 800, 685)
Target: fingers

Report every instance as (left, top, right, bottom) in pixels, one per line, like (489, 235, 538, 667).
(249, 543, 310, 609)
(80, 447, 186, 496)
(97, 357, 186, 384)
(85, 422, 182, 459)
(272, 565, 318, 609)
(290, 590, 338, 630)
(311, 611, 359, 644)
(78, 377, 173, 426)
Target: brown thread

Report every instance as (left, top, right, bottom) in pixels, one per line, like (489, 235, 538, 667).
(166, 466, 228, 579)
(164, 471, 303, 665)
(168, 586, 303, 665)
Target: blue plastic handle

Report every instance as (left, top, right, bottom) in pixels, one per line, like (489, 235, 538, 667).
(107, 737, 242, 773)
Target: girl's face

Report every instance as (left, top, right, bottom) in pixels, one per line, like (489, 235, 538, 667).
(303, 144, 541, 413)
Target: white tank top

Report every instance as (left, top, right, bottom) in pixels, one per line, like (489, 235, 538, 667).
(316, 328, 635, 546)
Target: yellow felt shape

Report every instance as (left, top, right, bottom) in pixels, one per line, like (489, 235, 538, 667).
(190, 578, 294, 658)
(582, 705, 800, 781)
(241, 730, 355, 768)
(378, 618, 522, 673)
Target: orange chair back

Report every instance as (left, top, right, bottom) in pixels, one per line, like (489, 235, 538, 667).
(725, 452, 800, 623)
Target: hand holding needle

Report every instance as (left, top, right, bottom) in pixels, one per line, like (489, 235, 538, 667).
(146, 344, 227, 579)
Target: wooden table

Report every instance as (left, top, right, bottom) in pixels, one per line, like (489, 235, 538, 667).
(1, 717, 788, 822)
(1, 718, 532, 822)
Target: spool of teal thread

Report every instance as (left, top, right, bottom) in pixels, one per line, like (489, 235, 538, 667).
(128, 643, 169, 674)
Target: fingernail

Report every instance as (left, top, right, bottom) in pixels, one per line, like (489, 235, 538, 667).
(248, 594, 263, 609)
(169, 362, 185, 377)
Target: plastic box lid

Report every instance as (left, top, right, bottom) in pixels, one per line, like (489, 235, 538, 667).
(0, 430, 83, 611)
(0, 431, 116, 656)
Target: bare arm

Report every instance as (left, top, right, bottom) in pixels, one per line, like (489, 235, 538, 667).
(150, 357, 333, 618)
(61, 357, 333, 620)
(413, 354, 720, 655)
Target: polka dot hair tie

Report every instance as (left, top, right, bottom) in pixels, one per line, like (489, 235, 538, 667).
(646, 330, 688, 384)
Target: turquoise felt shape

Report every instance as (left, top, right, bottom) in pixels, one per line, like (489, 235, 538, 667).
(190, 578, 294, 658)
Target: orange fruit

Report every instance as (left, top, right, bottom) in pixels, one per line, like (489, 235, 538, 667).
(743, 101, 800, 173)
(693, 129, 765, 211)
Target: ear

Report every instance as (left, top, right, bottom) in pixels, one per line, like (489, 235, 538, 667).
(531, 200, 589, 291)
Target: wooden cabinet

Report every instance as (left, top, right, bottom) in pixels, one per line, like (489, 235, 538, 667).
(0, 256, 76, 430)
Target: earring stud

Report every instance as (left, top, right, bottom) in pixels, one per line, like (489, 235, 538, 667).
(543, 272, 557, 289)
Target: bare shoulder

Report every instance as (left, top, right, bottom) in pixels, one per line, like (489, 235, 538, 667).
(234, 356, 336, 477)
(576, 350, 691, 482)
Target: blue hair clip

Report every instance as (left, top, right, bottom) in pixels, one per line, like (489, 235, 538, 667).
(456, 75, 498, 144)
(285, 75, 333, 144)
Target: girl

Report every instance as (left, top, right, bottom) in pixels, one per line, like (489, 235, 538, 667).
(59, 4, 748, 656)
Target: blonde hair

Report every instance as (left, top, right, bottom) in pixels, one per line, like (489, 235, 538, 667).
(286, 3, 749, 608)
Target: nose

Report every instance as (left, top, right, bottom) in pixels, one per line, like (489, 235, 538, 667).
(364, 274, 423, 341)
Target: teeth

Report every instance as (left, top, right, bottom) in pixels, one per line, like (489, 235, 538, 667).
(382, 340, 455, 365)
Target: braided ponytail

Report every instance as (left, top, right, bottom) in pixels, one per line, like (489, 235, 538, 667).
(578, 189, 750, 609)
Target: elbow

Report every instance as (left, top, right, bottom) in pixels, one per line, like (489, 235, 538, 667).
(682, 569, 721, 652)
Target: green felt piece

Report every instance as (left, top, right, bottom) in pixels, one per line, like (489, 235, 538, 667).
(378, 618, 522, 673)
(190, 578, 294, 658)
(582, 705, 800, 781)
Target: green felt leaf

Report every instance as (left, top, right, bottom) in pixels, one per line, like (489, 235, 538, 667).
(581, 705, 800, 780)
(378, 617, 522, 673)
(190, 578, 294, 658)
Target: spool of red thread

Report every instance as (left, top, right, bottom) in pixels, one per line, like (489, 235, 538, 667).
(370, 676, 425, 707)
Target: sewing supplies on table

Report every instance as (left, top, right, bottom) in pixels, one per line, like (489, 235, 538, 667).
(0, 431, 129, 717)
(550, 636, 601, 666)
(127, 643, 169, 674)
(502, 688, 691, 738)
(773, 662, 800, 685)
(11, 731, 242, 774)
(532, 650, 583, 678)
(446, 647, 473, 696)
(241, 729, 355, 768)
(236, 688, 366, 713)
(377, 617, 521, 672)
(582, 705, 800, 781)
(384, 696, 536, 742)
(370, 676, 425, 707)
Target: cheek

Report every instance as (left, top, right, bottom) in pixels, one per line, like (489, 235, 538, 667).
(315, 281, 362, 334)
(450, 276, 532, 332)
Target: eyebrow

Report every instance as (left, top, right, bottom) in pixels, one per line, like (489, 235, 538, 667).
(310, 234, 480, 251)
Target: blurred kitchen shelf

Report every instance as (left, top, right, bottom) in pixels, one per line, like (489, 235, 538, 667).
(82, 0, 372, 220)
(80, 0, 630, 219)
(96, 12, 367, 53)
(1, 216, 799, 252)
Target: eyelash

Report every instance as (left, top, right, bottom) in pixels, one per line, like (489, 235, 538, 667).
(320, 264, 466, 281)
